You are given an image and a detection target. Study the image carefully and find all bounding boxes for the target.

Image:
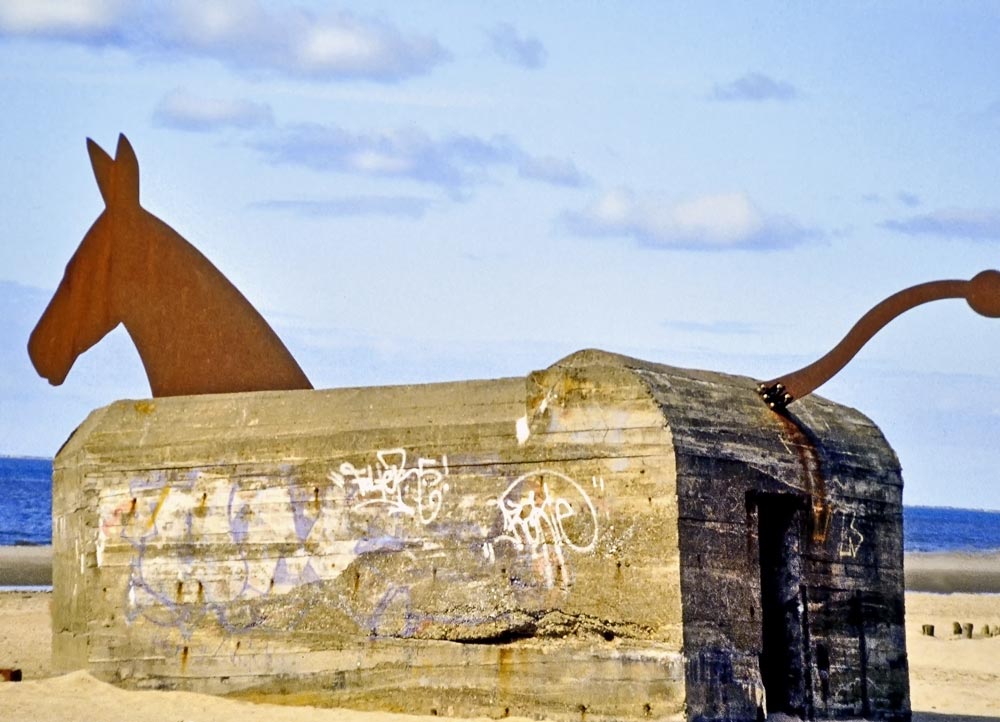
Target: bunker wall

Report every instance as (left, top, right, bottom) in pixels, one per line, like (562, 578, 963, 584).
(52, 349, 911, 722)
(53, 355, 686, 721)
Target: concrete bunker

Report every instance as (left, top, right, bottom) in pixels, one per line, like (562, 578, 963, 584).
(52, 349, 909, 721)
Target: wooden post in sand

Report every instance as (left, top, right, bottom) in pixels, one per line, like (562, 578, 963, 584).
(963, 623, 974, 639)
(921, 625, 934, 637)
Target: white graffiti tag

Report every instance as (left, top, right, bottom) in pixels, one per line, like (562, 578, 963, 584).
(328, 448, 449, 525)
(484, 470, 600, 589)
(838, 513, 865, 559)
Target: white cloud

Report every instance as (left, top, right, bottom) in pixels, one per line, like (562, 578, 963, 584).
(671, 193, 763, 242)
(165, 1, 263, 44)
(300, 24, 380, 70)
(0, 0, 125, 41)
(710, 72, 798, 102)
(292, 12, 445, 80)
(350, 148, 414, 175)
(564, 188, 820, 251)
(0, 1, 450, 82)
(152, 89, 273, 132)
(488, 23, 546, 69)
(161, 2, 451, 81)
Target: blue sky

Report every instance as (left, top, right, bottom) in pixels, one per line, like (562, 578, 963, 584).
(1, 1, 999, 508)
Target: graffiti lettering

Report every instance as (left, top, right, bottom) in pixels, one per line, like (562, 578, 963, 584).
(484, 471, 600, 589)
(328, 448, 450, 525)
(98, 458, 598, 638)
(98, 469, 350, 637)
(838, 513, 864, 559)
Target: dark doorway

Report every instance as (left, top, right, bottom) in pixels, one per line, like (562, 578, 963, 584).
(755, 494, 810, 718)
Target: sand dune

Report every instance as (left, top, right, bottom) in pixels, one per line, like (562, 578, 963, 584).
(1, 667, 523, 722)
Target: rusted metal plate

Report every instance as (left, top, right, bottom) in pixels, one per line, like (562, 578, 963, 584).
(759, 271, 1000, 410)
(28, 134, 312, 397)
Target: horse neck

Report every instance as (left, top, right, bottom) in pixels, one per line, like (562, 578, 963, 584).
(119, 211, 311, 397)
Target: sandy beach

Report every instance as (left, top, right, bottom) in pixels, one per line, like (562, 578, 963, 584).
(0, 545, 53, 587)
(905, 551, 1000, 595)
(2, 547, 999, 720)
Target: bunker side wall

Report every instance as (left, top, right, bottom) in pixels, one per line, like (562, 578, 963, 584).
(631, 360, 909, 722)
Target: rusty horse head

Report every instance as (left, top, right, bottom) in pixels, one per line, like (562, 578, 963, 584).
(28, 134, 311, 397)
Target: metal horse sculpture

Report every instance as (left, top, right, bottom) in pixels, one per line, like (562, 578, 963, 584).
(28, 134, 312, 397)
(759, 270, 1000, 411)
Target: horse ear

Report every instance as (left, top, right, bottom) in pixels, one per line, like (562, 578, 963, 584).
(113, 134, 141, 207)
(87, 138, 115, 207)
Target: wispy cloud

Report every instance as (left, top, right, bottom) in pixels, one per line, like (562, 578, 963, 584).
(251, 196, 433, 219)
(564, 188, 821, 251)
(882, 207, 1000, 241)
(253, 123, 513, 189)
(517, 154, 588, 187)
(662, 319, 764, 336)
(488, 23, 546, 69)
(862, 191, 922, 207)
(153, 89, 273, 132)
(252, 122, 586, 194)
(0, 1, 450, 82)
(710, 72, 798, 102)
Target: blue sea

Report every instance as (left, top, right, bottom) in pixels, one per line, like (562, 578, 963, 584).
(0, 456, 53, 545)
(1, 456, 999, 553)
(903, 505, 1000, 553)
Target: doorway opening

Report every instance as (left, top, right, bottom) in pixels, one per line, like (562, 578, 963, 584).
(754, 493, 811, 718)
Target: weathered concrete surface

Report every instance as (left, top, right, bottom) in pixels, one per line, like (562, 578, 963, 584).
(636, 359, 910, 721)
(52, 349, 909, 721)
